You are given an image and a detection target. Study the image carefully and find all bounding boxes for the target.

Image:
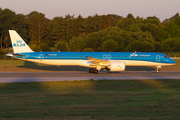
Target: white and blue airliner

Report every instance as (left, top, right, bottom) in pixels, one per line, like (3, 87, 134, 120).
(7, 30, 176, 74)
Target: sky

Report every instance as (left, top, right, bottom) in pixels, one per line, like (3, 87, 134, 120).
(0, 0, 180, 21)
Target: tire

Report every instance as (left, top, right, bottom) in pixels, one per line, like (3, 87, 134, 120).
(94, 70, 98, 74)
(89, 69, 94, 73)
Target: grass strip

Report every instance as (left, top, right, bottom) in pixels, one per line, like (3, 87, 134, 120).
(0, 79, 180, 119)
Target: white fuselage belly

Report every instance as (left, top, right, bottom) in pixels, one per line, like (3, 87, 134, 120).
(20, 58, 173, 67)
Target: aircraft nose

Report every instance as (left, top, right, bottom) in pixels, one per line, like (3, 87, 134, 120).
(171, 59, 176, 64)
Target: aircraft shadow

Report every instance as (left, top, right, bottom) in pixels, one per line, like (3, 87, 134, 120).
(18, 61, 90, 71)
(17, 61, 156, 72)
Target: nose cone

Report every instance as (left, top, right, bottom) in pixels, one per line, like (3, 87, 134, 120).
(171, 59, 176, 64)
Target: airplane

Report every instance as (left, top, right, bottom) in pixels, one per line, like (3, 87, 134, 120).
(6, 30, 176, 74)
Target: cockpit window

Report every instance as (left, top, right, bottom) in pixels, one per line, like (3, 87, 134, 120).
(164, 56, 168, 58)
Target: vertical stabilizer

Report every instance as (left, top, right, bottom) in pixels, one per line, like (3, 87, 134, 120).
(9, 30, 33, 53)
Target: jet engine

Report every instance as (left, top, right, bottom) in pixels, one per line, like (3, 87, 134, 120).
(108, 61, 125, 71)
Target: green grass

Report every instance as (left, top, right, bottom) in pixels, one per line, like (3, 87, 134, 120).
(0, 80, 180, 119)
(0, 60, 38, 66)
(0, 60, 23, 66)
(175, 60, 180, 64)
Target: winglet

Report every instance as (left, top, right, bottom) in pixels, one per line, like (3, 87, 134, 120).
(9, 30, 33, 53)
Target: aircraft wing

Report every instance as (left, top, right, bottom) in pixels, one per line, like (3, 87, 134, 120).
(86, 56, 111, 66)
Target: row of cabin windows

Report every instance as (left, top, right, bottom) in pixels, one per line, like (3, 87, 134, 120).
(45, 54, 151, 58)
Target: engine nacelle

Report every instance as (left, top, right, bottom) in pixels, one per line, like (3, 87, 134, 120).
(108, 61, 125, 71)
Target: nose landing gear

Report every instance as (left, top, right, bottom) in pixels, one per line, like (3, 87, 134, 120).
(155, 66, 161, 73)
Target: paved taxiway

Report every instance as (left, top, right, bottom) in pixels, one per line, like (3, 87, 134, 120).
(0, 71, 180, 83)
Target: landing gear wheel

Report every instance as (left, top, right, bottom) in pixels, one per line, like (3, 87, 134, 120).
(94, 70, 98, 74)
(89, 69, 94, 73)
(155, 66, 161, 73)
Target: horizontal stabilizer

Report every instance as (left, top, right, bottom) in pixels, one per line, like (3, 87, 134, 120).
(12, 53, 25, 56)
(6, 53, 24, 57)
(6, 53, 13, 57)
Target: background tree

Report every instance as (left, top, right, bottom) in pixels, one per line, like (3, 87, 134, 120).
(82, 14, 100, 34)
(103, 27, 126, 51)
(14, 14, 29, 43)
(74, 15, 83, 37)
(0, 7, 179, 53)
(85, 30, 106, 51)
(101, 39, 118, 52)
(55, 41, 68, 51)
(117, 14, 135, 30)
(0, 9, 16, 48)
(82, 47, 94, 52)
(163, 13, 180, 25)
(40, 43, 51, 51)
(50, 17, 65, 43)
(98, 15, 114, 31)
(165, 21, 180, 38)
(62, 14, 75, 43)
(69, 35, 86, 52)
(0, 39, 2, 48)
(27, 11, 50, 48)
(162, 38, 180, 52)
(125, 40, 154, 52)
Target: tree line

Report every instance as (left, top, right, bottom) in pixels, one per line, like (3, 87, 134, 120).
(0, 8, 180, 53)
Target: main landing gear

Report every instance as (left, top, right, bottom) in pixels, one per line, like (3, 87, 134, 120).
(89, 68, 99, 74)
(155, 66, 161, 73)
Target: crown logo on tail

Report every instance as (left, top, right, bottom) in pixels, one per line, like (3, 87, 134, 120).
(16, 40, 22, 43)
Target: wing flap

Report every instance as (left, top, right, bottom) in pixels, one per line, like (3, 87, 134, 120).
(86, 56, 110, 66)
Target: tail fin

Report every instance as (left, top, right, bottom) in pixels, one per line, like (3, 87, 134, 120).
(9, 30, 33, 53)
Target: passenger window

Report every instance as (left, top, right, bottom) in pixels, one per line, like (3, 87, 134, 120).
(59, 55, 61, 57)
(100, 56, 102, 57)
(112, 56, 114, 58)
(119, 56, 121, 58)
(63, 55, 64, 57)
(116, 56, 117, 58)
(69, 56, 71, 57)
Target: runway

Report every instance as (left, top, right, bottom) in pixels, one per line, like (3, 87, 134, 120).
(0, 71, 180, 83)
